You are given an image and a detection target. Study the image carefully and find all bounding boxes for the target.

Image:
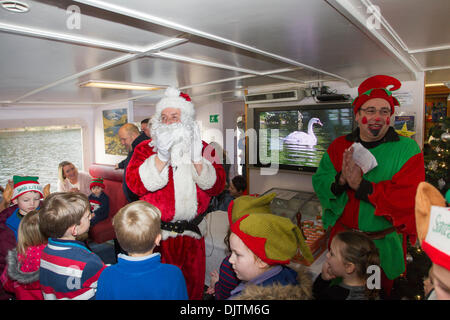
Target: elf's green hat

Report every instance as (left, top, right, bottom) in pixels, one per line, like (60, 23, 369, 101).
(227, 193, 276, 225)
(11, 175, 43, 201)
(230, 213, 314, 265)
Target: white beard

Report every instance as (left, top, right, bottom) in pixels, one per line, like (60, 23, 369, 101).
(152, 121, 199, 235)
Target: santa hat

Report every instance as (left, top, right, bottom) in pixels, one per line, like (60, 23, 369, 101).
(155, 87, 195, 121)
(11, 175, 43, 201)
(230, 213, 313, 265)
(415, 182, 450, 271)
(352, 75, 401, 115)
(90, 177, 105, 190)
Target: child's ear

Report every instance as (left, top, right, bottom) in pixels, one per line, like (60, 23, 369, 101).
(256, 257, 269, 270)
(70, 224, 78, 237)
(154, 233, 162, 247)
(344, 262, 356, 274)
(12, 199, 18, 205)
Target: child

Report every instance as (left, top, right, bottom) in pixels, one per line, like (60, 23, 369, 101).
(229, 175, 247, 199)
(88, 177, 109, 226)
(38, 192, 106, 300)
(208, 175, 247, 213)
(207, 193, 277, 300)
(1, 210, 47, 300)
(0, 176, 43, 300)
(312, 231, 381, 300)
(206, 229, 240, 300)
(227, 212, 313, 300)
(423, 266, 436, 300)
(96, 201, 188, 300)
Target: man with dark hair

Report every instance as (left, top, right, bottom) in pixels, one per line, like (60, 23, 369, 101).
(140, 118, 151, 138)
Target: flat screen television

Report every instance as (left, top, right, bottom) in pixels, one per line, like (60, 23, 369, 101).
(253, 103, 354, 173)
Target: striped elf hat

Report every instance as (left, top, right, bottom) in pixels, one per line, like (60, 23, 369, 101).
(415, 182, 450, 271)
(11, 175, 43, 201)
(90, 177, 105, 190)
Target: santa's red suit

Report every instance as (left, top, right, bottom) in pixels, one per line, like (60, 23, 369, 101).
(126, 90, 225, 300)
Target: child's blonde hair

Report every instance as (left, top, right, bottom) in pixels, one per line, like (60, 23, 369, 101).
(39, 192, 90, 238)
(335, 231, 380, 299)
(113, 201, 161, 254)
(17, 210, 47, 256)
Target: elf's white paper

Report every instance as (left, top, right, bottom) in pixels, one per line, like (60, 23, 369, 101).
(351, 142, 378, 174)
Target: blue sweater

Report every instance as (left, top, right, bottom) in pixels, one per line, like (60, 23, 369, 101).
(88, 192, 109, 226)
(96, 253, 188, 300)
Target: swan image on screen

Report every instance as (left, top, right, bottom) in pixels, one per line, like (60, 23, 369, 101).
(257, 107, 353, 169)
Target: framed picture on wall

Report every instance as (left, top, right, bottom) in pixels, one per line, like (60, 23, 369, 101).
(95, 101, 134, 165)
(102, 108, 128, 156)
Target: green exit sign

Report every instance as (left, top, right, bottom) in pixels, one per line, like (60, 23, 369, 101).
(209, 114, 219, 123)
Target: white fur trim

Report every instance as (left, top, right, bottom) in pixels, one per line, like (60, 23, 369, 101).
(425, 206, 450, 257)
(12, 184, 43, 201)
(172, 162, 198, 222)
(138, 154, 169, 192)
(192, 158, 217, 190)
(155, 87, 194, 122)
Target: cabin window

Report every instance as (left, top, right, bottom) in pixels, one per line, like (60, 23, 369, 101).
(236, 114, 246, 177)
(0, 125, 83, 192)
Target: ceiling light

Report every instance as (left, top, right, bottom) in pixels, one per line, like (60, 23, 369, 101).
(0, 1, 29, 13)
(425, 83, 444, 87)
(79, 80, 165, 91)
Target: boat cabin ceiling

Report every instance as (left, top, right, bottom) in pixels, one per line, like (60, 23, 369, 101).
(0, 0, 449, 108)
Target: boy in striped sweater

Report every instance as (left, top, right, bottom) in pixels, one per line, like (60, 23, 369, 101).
(38, 192, 106, 300)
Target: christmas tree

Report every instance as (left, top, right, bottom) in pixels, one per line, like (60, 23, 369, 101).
(424, 116, 450, 196)
(389, 117, 449, 300)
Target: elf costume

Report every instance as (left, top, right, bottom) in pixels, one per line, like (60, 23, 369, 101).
(126, 88, 226, 300)
(312, 75, 425, 288)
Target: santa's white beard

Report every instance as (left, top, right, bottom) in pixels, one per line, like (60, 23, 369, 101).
(151, 121, 199, 232)
(152, 121, 194, 166)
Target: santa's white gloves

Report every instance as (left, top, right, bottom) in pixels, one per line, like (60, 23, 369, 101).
(156, 129, 174, 163)
(191, 123, 203, 163)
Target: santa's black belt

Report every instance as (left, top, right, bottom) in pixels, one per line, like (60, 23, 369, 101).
(340, 222, 401, 240)
(160, 213, 206, 237)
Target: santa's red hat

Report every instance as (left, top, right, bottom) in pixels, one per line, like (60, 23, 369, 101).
(155, 87, 194, 121)
(352, 75, 401, 115)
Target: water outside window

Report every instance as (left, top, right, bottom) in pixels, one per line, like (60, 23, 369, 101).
(0, 125, 83, 192)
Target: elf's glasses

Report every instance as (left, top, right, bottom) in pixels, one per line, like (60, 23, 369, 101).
(359, 107, 391, 116)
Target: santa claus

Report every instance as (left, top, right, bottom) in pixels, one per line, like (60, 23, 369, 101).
(126, 87, 226, 300)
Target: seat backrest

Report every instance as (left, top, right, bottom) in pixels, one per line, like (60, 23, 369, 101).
(89, 163, 128, 219)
